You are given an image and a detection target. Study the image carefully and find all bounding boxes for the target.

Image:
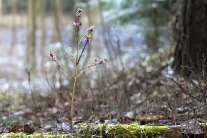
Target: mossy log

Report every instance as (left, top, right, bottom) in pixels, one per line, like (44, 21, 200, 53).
(76, 123, 169, 138)
(1, 123, 206, 138)
(77, 123, 207, 138)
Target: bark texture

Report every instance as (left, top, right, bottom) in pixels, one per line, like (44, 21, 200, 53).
(172, 0, 207, 75)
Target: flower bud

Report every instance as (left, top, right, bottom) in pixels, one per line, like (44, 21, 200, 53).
(76, 8, 83, 18)
(87, 26, 95, 33)
(49, 51, 56, 61)
(72, 20, 84, 27)
(85, 34, 91, 44)
(98, 58, 107, 64)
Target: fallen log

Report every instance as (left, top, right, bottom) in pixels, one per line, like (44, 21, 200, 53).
(76, 122, 207, 138)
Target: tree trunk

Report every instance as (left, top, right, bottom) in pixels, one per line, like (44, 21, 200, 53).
(0, 0, 6, 16)
(97, 0, 114, 60)
(0, 0, 2, 17)
(27, 0, 36, 70)
(10, 0, 17, 54)
(145, 6, 159, 52)
(53, 0, 62, 43)
(172, 0, 207, 76)
(38, 0, 46, 65)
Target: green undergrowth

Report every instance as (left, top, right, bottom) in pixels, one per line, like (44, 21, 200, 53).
(0, 133, 69, 138)
(76, 123, 169, 138)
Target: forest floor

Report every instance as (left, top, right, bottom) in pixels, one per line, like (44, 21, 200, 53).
(0, 64, 206, 137)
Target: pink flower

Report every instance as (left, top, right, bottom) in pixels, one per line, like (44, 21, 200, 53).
(98, 58, 107, 64)
(72, 20, 84, 27)
(85, 38, 91, 44)
(49, 51, 56, 61)
(85, 34, 91, 44)
(87, 26, 95, 33)
(76, 8, 83, 18)
(72, 22, 82, 27)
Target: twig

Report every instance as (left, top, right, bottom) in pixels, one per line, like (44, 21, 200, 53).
(138, 69, 201, 101)
(77, 43, 87, 65)
(78, 33, 86, 45)
(25, 69, 37, 117)
(77, 63, 97, 77)
(55, 61, 74, 79)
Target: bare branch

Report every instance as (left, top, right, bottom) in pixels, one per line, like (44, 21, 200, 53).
(77, 63, 97, 78)
(55, 61, 74, 79)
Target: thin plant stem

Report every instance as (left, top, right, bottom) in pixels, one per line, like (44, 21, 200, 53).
(55, 60, 74, 79)
(65, 52, 75, 59)
(78, 33, 86, 45)
(76, 19, 80, 60)
(70, 76, 77, 132)
(26, 69, 37, 117)
(77, 63, 97, 77)
(77, 43, 87, 65)
(70, 20, 80, 132)
(51, 9, 101, 132)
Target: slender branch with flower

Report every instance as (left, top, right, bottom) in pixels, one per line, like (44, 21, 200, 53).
(48, 8, 107, 132)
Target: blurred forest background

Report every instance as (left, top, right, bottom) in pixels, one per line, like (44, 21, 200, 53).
(0, 0, 173, 92)
(0, 0, 207, 134)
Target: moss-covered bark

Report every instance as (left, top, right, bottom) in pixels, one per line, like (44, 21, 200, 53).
(76, 123, 169, 138)
(3, 123, 206, 138)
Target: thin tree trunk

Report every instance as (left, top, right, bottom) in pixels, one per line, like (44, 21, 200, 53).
(38, 0, 46, 64)
(53, 0, 62, 43)
(53, 0, 64, 85)
(0, 0, 2, 18)
(0, 0, 6, 16)
(97, 0, 114, 60)
(10, 0, 17, 54)
(27, 0, 36, 70)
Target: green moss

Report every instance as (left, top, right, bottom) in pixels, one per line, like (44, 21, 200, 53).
(105, 124, 139, 138)
(0, 133, 69, 138)
(141, 125, 169, 137)
(1, 124, 169, 138)
(77, 123, 169, 138)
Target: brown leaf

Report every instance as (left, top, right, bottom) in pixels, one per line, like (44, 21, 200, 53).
(10, 125, 20, 133)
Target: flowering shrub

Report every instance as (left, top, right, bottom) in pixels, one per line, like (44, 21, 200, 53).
(49, 8, 107, 132)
